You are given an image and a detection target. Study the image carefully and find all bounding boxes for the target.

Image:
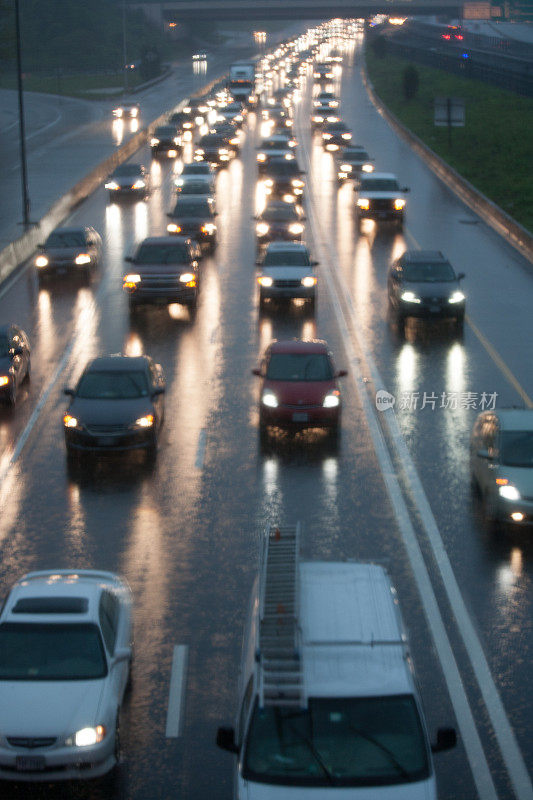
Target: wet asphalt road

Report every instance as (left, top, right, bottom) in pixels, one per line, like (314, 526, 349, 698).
(0, 35, 532, 800)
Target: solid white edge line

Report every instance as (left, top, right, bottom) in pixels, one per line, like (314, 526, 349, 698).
(166, 644, 189, 738)
(297, 119, 500, 799)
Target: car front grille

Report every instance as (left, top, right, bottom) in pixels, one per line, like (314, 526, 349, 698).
(370, 199, 395, 211)
(7, 737, 57, 748)
(86, 424, 128, 435)
(274, 279, 301, 288)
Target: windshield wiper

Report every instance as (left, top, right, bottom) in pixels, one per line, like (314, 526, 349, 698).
(285, 720, 336, 785)
(348, 725, 409, 778)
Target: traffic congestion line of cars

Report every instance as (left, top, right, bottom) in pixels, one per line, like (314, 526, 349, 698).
(0, 16, 530, 793)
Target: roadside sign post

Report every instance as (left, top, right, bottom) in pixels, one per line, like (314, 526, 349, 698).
(434, 96, 465, 148)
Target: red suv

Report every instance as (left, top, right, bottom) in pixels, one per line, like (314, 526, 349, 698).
(253, 339, 346, 439)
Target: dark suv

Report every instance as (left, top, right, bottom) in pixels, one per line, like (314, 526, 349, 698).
(34, 226, 102, 280)
(123, 236, 201, 315)
(387, 251, 466, 333)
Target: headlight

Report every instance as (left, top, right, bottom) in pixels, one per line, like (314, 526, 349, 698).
(258, 276, 273, 287)
(264, 179, 274, 187)
(313, 115, 324, 122)
(65, 726, 106, 747)
(135, 414, 154, 428)
(201, 223, 216, 233)
(362, 163, 374, 172)
(168, 149, 178, 158)
(63, 414, 79, 428)
(262, 391, 278, 408)
(394, 198, 406, 211)
(322, 132, 332, 139)
(289, 223, 304, 235)
(323, 391, 340, 408)
(499, 484, 521, 501)
(340, 164, 352, 172)
(219, 148, 229, 155)
(167, 223, 182, 233)
(401, 291, 421, 304)
(132, 180, 146, 190)
(284, 153, 294, 160)
(256, 222, 270, 235)
(330, 100, 339, 107)
(75, 254, 91, 265)
(124, 273, 141, 284)
(341, 132, 352, 140)
(130, 108, 138, 117)
(257, 153, 267, 162)
(151, 138, 160, 146)
(0, 375, 10, 387)
(195, 149, 205, 156)
(301, 276, 317, 287)
(179, 272, 195, 283)
(114, 108, 123, 117)
(292, 179, 305, 187)
(105, 181, 119, 190)
(35, 255, 49, 267)
(449, 291, 465, 304)
(357, 198, 370, 210)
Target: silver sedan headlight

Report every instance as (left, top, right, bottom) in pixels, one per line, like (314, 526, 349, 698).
(65, 726, 106, 747)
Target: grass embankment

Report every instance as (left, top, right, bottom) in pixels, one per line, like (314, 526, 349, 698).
(365, 47, 533, 232)
(0, 71, 145, 99)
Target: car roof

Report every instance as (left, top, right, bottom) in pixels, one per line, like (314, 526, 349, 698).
(300, 562, 412, 698)
(137, 235, 191, 246)
(492, 409, 533, 430)
(85, 354, 151, 372)
(50, 227, 88, 235)
(2, 570, 126, 626)
(400, 250, 448, 263)
(361, 172, 398, 181)
(266, 241, 309, 252)
(269, 339, 328, 354)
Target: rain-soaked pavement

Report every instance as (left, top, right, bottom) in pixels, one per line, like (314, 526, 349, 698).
(0, 35, 531, 800)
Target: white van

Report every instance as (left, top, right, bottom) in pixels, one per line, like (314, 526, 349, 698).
(217, 525, 456, 798)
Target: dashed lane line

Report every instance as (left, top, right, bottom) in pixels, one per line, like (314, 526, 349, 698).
(166, 645, 189, 738)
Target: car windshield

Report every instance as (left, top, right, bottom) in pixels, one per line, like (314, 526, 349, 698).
(403, 262, 456, 282)
(172, 200, 211, 216)
(264, 251, 310, 267)
(0, 623, 107, 680)
(135, 243, 190, 264)
(500, 431, 533, 468)
(267, 162, 300, 177)
(113, 164, 142, 177)
(76, 370, 149, 399)
(262, 205, 298, 221)
(267, 353, 332, 381)
(327, 123, 348, 132)
(201, 135, 224, 146)
(345, 152, 369, 162)
(45, 231, 86, 248)
(360, 179, 400, 192)
(182, 164, 210, 175)
(262, 140, 289, 150)
(179, 182, 210, 194)
(243, 696, 429, 787)
(155, 127, 175, 137)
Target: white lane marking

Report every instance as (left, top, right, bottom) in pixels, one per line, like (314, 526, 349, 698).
(298, 129, 503, 798)
(195, 427, 207, 470)
(166, 645, 189, 738)
(9, 111, 63, 172)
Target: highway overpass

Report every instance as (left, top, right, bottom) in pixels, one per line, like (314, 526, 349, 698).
(129, 0, 462, 24)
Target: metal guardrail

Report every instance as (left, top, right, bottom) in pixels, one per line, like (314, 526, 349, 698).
(361, 58, 533, 265)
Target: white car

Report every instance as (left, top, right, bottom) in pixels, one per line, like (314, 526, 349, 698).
(0, 569, 132, 781)
(256, 241, 318, 307)
(355, 172, 410, 230)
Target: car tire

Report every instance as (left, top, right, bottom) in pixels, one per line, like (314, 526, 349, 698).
(482, 490, 499, 531)
(455, 315, 465, 334)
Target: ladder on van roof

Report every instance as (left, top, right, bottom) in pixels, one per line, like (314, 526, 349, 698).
(258, 524, 304, 709)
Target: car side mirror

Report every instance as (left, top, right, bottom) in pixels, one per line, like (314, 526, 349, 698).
(124, 256, 133, 263)
(64, 387, 75, 396)
(311, 260, 319, 266)
(431, 727, 457, 753)
(457, 272, 465, 280)
(38, 243, 45, 249)
(403, 186, 410, 193)
(216, 726, 239, 754)
(336, 369, 347, 378)
(477, 448, 492, 460)
(252, 368, 261, 376)
(152, 386, 165, 396)
(113, 646, 132, 665)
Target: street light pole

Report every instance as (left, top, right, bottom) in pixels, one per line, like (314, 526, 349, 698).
(122, 0, 128, 91)
(14, 0, 31, 228)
